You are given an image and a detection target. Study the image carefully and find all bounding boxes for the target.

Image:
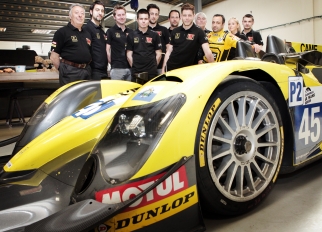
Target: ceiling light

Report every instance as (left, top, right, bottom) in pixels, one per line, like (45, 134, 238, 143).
(127, 12, 136, 19)
(0, 28, 6, 32)
(31, 29, 51, 34)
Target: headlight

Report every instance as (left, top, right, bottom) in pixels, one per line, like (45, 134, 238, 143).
(94, 93, 186, 184)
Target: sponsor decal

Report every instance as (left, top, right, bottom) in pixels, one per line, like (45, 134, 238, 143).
(86, 38, 91, 46)
(217, 37, 223, 42)
(304, 87, 315, 105)
(134, 37, 139, 43)
(99, 186, 198, 231)
(71, 35, 78, 42)
(115, 32, 120, 38)
(98, 224, 110, 232)
(175, 33, 180, 39)
(300, 43, 318, 52)
(6, 161, 12, 168)
(199, 98, 221, 167)
(96, 165, 188, 210)
(51, 42, 56, 48)
(146, 37, 152, 43)
(186, 34, 195, 40)
(156, 31, 162, 36)
(96, 33, 100, 39)
(288, 76, 303, 107)
(132, 86, 164, 102)
(248, 36, 253, 42)
(72, 96, 121, 119)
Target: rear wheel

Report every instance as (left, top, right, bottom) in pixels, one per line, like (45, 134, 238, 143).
(196, 78, 284, 216)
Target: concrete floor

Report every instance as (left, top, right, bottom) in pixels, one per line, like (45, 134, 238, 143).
(1, 120, 322, 231)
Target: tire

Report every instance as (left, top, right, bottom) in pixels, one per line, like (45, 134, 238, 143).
(196, 77, 284, 216)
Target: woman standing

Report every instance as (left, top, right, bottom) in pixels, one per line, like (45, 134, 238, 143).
(227, 17, 247, 60)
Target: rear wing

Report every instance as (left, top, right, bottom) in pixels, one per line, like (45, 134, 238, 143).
(285, 41, 322, 53)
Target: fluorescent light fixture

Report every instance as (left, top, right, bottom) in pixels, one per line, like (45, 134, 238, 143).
(127, 12, 136, 20)
(0, 28, 6, 32)
(31, 29, 51, 34)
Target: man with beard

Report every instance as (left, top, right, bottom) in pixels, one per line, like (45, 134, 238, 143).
(127, 9, 162, 81)
(162, 3, 213, 72)
(106, 5, 133, 81)
(50, 4, 92, 86)
(83, 1, 107, 80)
(202, 14, 238, 62)
(168, 10, 180, 34)
(147, 3, 170, 74)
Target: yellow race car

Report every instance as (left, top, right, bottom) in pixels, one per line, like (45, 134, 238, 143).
(1, 35, 322, 231)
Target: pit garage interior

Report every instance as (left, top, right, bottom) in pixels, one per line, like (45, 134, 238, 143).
(1, 0, 322, 231)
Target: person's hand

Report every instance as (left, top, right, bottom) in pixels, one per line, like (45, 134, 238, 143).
(198, 60, 204, 64)
(253, 44, 262, 53)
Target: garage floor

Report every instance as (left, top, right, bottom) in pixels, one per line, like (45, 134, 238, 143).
(1, 120, 322, 232)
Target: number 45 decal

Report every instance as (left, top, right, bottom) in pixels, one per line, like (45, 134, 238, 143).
(299, 106, 321, 145)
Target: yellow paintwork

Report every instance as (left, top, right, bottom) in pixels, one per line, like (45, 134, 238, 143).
(6, 60, 322, 182)
(5, 81, 141, 173)
(289, 41, 322, 53)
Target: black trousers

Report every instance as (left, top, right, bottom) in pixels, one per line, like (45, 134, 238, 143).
(59, 62, 91, 86)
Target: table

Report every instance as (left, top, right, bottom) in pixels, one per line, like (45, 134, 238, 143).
(0, 72, 58, 82)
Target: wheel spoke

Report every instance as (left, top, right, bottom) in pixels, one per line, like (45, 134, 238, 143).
(235, 166, 244, 197)
(251, 161, 267, 181)
(257, 141, 278, 147)
(215, 156, 233, 179)
(224, 163, 238, 192)
(218, 115, 235, 136)
(212, 149, 231, 161)
(252, 108, 269, 130)
(213, 135, 231, 144)
(226, 102, 239, 130)
(255, 124, 276, 138)
(255, 151, 275, 165)
(245, 165, 256, 191)
(237, 96, 247, 127)
(245, 98, 260, 127)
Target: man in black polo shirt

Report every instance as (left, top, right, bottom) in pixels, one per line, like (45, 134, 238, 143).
(241, 14, 263, 54)
(127, 9, 162, 81)
(106, 5, 133, 81)
(162, 3, 214, 72)
(147, 3, 170, 74)
(83, 1, 108, 80)
(50, 3, 92, 86)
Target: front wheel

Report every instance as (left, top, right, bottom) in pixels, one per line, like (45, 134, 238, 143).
(196, 78, 284, 216)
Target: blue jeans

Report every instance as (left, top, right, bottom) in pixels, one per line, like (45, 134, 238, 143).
(110, 68, 131, 81)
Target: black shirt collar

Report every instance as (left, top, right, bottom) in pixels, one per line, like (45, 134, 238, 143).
(179, 23, 196, 31)
(87, 19, 102, 29)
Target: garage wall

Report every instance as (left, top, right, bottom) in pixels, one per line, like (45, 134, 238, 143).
(161, 0, 322, 46)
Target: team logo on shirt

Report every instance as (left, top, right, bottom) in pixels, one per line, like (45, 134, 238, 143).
(51, 41, 56, 48)
(96, 33, 100, 39)
(175, 33, 180, 39)
(186, 34, 195, 40)
(86, 38, 91, 46)
(115, 32, 121, 38)
(146, 37, 152, 43)
(71, 36, 78, 42)
(248, 36, 253, 42)
(217, 37, 223, 42)
(134, 37, 139, 43)
(155, 31, 162, 36)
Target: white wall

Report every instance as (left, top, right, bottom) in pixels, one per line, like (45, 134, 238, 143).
(161, 0, 322, 46)
(1, 0, 321, 54)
